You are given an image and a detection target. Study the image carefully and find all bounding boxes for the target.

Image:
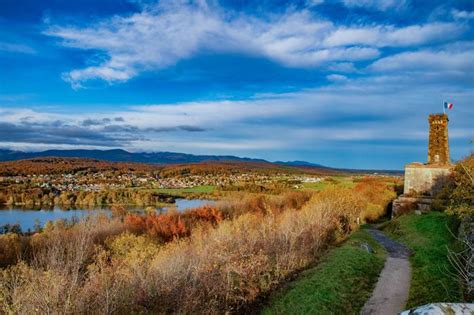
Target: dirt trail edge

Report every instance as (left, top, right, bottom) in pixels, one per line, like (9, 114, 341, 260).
(361, 229, 412, 315)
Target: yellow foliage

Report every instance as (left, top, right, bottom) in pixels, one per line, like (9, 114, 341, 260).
(0, 234, 23, 267)
(362, 203, 385, 223)
(0, 186, 376, 313)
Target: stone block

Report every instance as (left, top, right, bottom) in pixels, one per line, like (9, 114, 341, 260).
(403, 163, 453, 196)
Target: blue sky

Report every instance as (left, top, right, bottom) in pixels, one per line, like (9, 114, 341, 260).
(0, 0, 473, 169)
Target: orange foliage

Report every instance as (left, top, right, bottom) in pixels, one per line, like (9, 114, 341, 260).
(218, 191, 313, 218)
(354, 177, 396, 207)
(124, 205, 223, 242)
(0, 157, 160, 176)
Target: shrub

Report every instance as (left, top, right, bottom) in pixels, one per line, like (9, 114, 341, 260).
(0, 234, 24, 267)
(111, 205, 127, 218)
(362, 203, 385, 223)
(0, 188, 364, 314)
(446, 155, 474, 218)
(354, 177, 397, 221)
(124, 205, 223, 242)
(217, 191, 312, 218)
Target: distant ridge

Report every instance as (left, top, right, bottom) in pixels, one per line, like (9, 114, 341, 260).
(274, 160, 327, 168)
(0, 149, 402, 174)
(0, 149, 268, 165)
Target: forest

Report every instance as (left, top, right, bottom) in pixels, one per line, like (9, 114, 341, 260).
(0, 187, 177, 208)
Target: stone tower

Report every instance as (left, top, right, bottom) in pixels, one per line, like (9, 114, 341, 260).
(428, 113, 450, 165)
(393, 112, 455, 215)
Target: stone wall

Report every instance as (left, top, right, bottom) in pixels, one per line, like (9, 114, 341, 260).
(393, 113, 454, 216)
(428, 113, 450, 165)
(404, 163, 453, 196)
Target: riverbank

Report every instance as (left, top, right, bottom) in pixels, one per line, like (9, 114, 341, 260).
(0, 198, 215, 232)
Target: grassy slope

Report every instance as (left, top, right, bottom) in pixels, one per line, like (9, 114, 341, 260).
(384, 212, 461, 307)
(262, 229, 386, 315)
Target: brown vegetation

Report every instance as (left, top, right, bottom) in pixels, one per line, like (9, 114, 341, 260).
(0, 175, 399, 313)
(0, 158, 159, 176)
(0, 187, 370, 313)
(0, 158, 335, 177)
(124, 205, 223, 242)
(354, 177, 398, 222)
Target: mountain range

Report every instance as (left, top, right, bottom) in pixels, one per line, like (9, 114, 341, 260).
(0, 148, 321, 167)
(0, 149, 401, 174)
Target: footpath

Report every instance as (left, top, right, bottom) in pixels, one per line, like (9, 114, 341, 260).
(361, 229, 412, 315)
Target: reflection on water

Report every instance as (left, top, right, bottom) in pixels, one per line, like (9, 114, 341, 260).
(0, 199, 215, 232)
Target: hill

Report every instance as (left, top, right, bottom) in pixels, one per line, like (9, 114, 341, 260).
(0, 157, 336, 176)
(0, 149, 268, 165)
(0, 149, 401, 175)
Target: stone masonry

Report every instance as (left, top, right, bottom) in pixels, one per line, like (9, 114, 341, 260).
(393, 113, 454, 216)
(428, 113, 450, 165)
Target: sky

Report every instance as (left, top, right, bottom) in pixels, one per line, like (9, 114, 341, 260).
(0, 0, 473, 170)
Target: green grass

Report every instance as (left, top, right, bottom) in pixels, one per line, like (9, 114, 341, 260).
(300, 181, 331, 191)
(384, 212, 461, 307)
(152, 185, 216, 195)
(300, 176, 355, 191)
(262, 229, 386, 315)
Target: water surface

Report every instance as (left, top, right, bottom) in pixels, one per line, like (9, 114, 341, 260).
(0, 198, 215, 232)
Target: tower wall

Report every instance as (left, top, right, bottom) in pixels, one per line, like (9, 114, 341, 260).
(393, 113, 454, 216)
(428, 113, 450, 165)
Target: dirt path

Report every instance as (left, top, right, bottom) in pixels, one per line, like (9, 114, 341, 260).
(361, 229, 412, 315)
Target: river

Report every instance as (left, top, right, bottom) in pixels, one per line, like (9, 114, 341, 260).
(0, 198, 215, 232)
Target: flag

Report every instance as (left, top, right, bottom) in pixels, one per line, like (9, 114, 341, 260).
(444, 101, 453, 110)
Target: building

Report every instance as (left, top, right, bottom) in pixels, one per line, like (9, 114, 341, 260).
(393, 113, 454, 215)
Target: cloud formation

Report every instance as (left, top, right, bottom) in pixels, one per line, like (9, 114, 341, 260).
(1, 0, 473, 169)
(44, 1, 465, 87)
(1, 71, 472, 163)
(341, 0, 407, 11)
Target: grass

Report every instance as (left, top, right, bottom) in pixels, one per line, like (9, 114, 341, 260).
(151, 185, 216, 195)
(300, 181, 331, 191)
(300, 176, 355, 191)
(384, 212, 462, 307)
(262, 229, 386, 315)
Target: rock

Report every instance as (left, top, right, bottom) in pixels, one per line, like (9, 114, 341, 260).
(360, 242, 374, 253)
(400, 303, 474, 315)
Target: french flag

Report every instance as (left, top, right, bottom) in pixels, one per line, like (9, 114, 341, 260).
(444, 101, 454, 110)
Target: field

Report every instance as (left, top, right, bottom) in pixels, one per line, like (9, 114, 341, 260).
(299, 176, 356, 191)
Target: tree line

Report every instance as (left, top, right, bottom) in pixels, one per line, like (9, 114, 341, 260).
(0, 187, 176, 208)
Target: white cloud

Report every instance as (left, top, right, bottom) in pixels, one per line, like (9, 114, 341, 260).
(2, 72, 472, 153)
(341, 0, 407, 11)
(0, 42, 36, 54)
(370, 49, 474, 73)
(324, 23, 463, 47)
(326, 74, 348, 82)
(452, 9, 474, 20)
(44, 1, 465, 87)
(46, 2, 222, 86)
